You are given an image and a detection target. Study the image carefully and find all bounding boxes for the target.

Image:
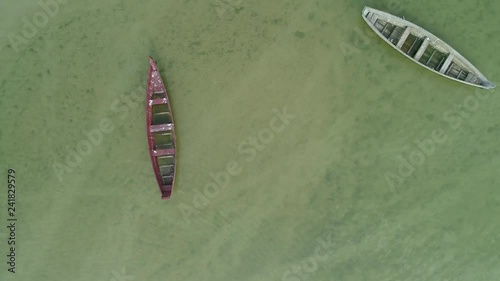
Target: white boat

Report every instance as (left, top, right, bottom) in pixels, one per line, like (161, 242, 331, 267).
(362, 6, 495, 89)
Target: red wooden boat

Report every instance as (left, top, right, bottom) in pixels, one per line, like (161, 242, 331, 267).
(146, 57, 177, 199)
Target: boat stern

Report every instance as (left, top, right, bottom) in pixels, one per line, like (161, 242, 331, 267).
(362, 6, 370, 17)
(484, 81, 496, 89)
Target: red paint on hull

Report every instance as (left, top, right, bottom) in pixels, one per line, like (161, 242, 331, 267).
(146, 57, 177, 199)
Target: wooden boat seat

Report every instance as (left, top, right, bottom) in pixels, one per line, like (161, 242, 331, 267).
(158, 155, 175, 164)
(152, 91, 166, 99)
(150, 124, 173, 133)
(150, 99, 168, 105)
(413, 37, 429, 60)
(439, 53, 454, 73)
(396, 27, 411, 48)
(153, 148, 176, 157)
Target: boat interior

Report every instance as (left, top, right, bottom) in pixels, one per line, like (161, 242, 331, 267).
(150, 90, 175, 186)
(364, 11, 485, 86)
(158, 155, 175, 186)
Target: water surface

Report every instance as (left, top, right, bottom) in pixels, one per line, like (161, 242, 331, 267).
(1, 0, 500, 280)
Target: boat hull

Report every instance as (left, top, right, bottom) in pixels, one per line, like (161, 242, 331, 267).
(146, 57, 177, 199)
(362, 6, 495, 89)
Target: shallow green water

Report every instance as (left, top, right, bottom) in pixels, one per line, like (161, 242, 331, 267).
(1, 0, 500, 280)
